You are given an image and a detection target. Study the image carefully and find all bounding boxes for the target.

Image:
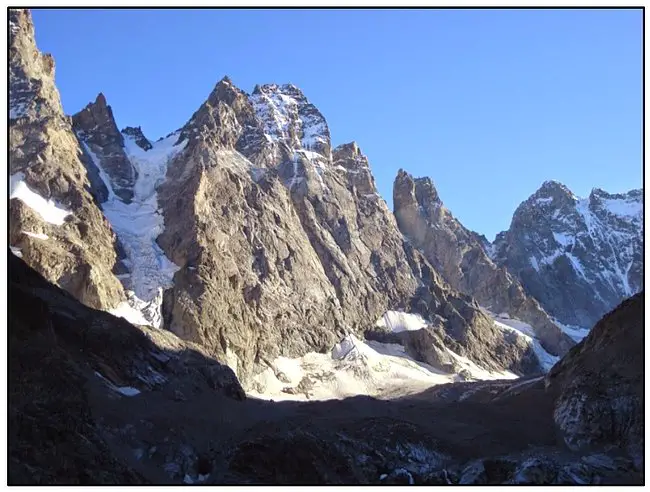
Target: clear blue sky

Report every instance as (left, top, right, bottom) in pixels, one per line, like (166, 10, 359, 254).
(31, 8, 642, 240)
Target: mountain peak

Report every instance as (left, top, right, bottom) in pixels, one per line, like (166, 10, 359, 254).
(393, 170, 442, 216)
(122, 126, 153, 151)
(538, 179, 573, 195)
(253, 82, 306, 100)
(333, 141, 361, 159)
(94, 92, 108, 108)
(529, 180, 577, 206)
(72, 93, 122, 145)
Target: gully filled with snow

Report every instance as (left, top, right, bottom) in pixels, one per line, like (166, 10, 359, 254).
(85, 132, 187, 328)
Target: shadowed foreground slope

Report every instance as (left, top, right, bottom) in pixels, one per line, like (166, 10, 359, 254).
(8, 252, 643, 484)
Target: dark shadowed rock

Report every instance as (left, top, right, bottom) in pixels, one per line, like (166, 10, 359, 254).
(546, 292, 644, 467)
(8, 252, 243, 484)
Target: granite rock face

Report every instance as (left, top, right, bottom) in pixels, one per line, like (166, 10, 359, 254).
(8, 8, 125, 310)
(393, 170, 574, 357)
(492, 181, 643, 327)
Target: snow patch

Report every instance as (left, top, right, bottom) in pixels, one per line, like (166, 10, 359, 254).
(552, 232, 574, 248)
(601, 196, 642, 220)
(552, 319, 590, 342)
(566, 252, 587, 279)
(21, 231, 49, 240)
(250, 332, 519, 402)
(10, 246, 23, 258)
(82, 142, 116, 202)
(94, 371, 141, 397)
(375, 310, 428, 333)
(10, 173, 72, 225)
(489, 312, 559, 372)
(114, 386, 141, 397)
(109, 301, 151, 326)
(445, 348, 519, 380)
(10, 101, 30, 119)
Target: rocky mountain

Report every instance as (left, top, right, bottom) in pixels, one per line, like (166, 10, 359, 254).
(152, 78, 544, 382)
(393, 170, 574, 359)
(9, 253, 643, 484)
(8, 8, 545, 389)
(492, 181, 643, 327)
(9, 9, 125, 310)
(8, 8, 644, 486)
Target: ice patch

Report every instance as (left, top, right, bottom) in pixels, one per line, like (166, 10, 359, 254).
(375, 310, 428, 333)
(10, 173, 72, 225)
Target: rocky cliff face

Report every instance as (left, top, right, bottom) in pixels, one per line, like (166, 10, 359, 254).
(492, 181, 643, 327)
(546, 291, 643, 468)
(73, 94, 138, 202)
(153, 79, 538, 382)
(9, 8, 125, 310)
(393, 170, 574, 358)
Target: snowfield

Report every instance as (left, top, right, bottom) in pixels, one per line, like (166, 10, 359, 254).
(84, 133, 187, 328)
(249, 310, 520, 402)
(375, 310, 428, 333)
